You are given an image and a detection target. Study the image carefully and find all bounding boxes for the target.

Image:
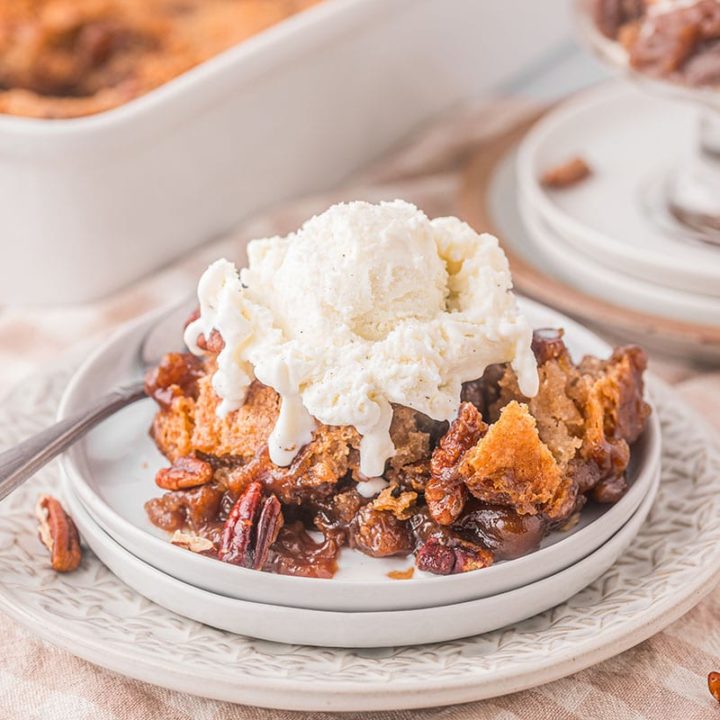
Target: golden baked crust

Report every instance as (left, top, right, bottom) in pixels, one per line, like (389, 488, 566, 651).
(189, 377, 280, 461)
(216, 424, 361, 506)
(485, 335, 650, 502)
(0, 0, 323, 118)
(459, 401, 572, 519)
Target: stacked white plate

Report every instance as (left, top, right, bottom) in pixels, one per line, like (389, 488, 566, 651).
(56, 296, 662, 648)
(511, 81, 720, 358)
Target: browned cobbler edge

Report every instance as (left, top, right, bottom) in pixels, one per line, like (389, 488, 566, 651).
(142, 321, 651, 578)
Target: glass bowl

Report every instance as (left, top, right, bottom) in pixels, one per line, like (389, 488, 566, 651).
(574, 0, 720, 244)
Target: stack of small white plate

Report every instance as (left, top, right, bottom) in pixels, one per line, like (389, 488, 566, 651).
(56, 296, 661, 648)
(511, 81, 720, 360)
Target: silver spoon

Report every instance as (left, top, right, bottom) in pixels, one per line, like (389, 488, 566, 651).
(0, 298, 193, 502)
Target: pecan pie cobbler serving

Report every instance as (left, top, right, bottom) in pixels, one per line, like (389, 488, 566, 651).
(593, 0, 720, 86)
(0, 0, 322, 118)
(143, 201, 651, 579)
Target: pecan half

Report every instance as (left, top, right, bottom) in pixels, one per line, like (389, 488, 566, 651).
(531, 328, 568, 365)
(145, 483, 224, 533)
(415, 537, 493, 575)
(218, 481, 284, 569)
(415, 539, 456, 574)
(144, 352, 205, 409)
(199, 329, 225, 354)
(155, 456, 213, 490)
(35, 495, 82, 573)
(709, 671, 720, 703)
(426, 402, 487, 525)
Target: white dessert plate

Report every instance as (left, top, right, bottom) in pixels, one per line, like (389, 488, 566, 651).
(0, 365, 717, 710)
(59, 299, 660, 612)
(519, 195, 720, 326)
(61, 464, 660, 648)
(486, 148, 720, 363)
(516, 81, 720, 299)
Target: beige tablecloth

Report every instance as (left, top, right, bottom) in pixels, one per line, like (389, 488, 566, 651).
(2, 98, 720, 720)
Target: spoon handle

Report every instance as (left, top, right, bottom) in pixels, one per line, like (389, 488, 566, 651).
(0, 381, 146, 502)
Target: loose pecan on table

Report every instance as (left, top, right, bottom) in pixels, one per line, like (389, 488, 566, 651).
(218, 481, 284, 569)
(35, 495, 82, 573)
(709, 671, 720, 703)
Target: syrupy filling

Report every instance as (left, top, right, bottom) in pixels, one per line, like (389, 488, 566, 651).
(143, 324, 651, 578)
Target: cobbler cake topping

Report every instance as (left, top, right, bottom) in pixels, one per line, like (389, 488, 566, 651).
(0, 0, 323, 118)
(143, 203, 651, 579)
(184, 200, 538, 478)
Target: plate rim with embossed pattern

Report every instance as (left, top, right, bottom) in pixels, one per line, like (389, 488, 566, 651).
(0, 361, 716, 710)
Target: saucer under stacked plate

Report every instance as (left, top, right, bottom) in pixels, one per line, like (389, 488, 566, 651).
(57, 296, 661, 632)
(519, 198, 720, 326)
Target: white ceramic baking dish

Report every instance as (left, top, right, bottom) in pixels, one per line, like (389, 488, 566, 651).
(0, 0, 570, 305)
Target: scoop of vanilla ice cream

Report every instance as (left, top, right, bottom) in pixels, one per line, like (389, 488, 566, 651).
(246, 201, 448, 343)
(185, 200, 538, 478)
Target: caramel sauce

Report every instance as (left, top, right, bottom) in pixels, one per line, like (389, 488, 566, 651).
(387, 567, 415, 580)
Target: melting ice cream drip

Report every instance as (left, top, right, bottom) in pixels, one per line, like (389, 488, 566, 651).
(184, 200, 539, 476)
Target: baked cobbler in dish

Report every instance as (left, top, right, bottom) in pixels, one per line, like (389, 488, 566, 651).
(0, 0, 322, 118)
(143, 201, 651, 578)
